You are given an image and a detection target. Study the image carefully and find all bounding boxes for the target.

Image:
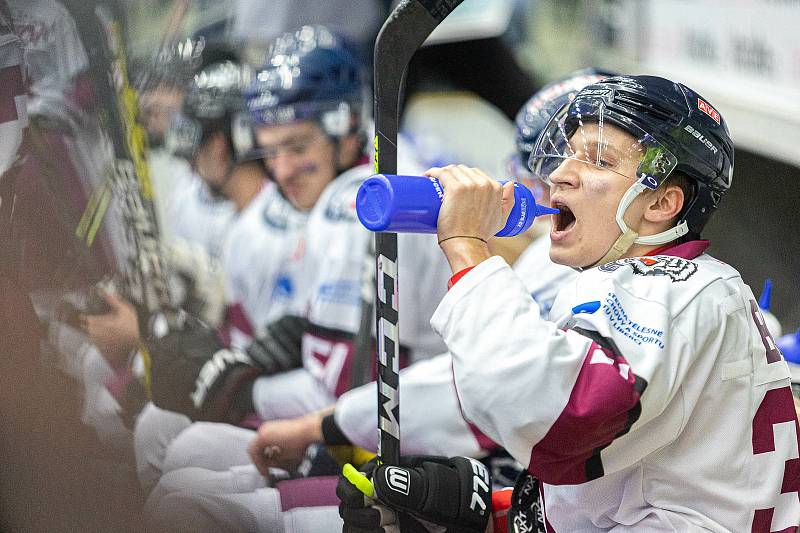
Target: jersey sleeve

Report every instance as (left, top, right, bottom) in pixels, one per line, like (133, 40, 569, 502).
(431, 256, 700, 485)
(334, 354, 495, 457)
(252, 368, 336, 421)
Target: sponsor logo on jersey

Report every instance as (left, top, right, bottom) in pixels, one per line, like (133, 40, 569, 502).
(324, 183, 360, 221)
(384, 466, 410, 495)
(599, 255, 698, 283)
(270, 274, 293, 301)
(318, 279, 360, 306)
(684, 125, 718, 155)
(697, 98, 721, 124)
(603, 292, 665, 349)
(15, 21, 55, 47)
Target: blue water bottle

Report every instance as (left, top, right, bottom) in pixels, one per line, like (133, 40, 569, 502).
(356, 174, 559, 237)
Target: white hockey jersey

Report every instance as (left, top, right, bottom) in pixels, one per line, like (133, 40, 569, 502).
(252, 163, 452, 417)
(220, 181, 307, 348)
(166, 169, 236, 259)
(334, 231, 577, 457)
(432, 240, 800, 532)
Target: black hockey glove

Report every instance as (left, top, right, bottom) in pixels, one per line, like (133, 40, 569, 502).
(148, 317, 260, 424)
(149, 314, 309, 424)
(337, 456, 492, 533)
(245, 315, 308, 375)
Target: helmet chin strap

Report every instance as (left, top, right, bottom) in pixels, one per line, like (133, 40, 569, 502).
(588, 178, 689, 268)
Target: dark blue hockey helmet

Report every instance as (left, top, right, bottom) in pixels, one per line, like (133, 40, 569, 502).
(168, 56, 259, 163)
(245, 25, 363, 138)
(531, 75, 734, 242)
(509, 68, 615, 199)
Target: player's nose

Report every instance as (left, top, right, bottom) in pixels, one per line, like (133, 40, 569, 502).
(548, 158, 582, 189)
(267, 153, 302, 183)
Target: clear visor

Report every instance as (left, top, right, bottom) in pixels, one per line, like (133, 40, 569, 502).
(529, 102, 678, 191)
(505, 153, 548, 203)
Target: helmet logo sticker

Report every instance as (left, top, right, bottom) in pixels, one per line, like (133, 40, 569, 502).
(643, 175, 659, 189)
(697, 98, 721, 124)
(684, 125, 719, 154)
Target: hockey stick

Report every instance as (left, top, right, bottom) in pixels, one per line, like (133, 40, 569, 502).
(372, 0, 465, 465)
(63, 0, 178, 349)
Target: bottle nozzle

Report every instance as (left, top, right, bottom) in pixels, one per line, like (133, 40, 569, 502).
(534, 204, 560, 217)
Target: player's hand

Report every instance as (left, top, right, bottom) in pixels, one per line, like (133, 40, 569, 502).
(248, 411, 326, 476)
(337, 455, 493, 533)
(81, 290, 140, 370)
(424, 165, 515, 272)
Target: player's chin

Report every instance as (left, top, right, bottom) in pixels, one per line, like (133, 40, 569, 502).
(548, 240, 579, 268)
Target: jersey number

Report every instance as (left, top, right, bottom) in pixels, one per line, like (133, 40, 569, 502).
(750, 301, 800, 533)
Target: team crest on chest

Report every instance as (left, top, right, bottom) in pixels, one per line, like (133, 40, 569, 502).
(599, 256, 697, 283)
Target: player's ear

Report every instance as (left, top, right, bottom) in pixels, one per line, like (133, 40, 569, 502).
(643, 183, 684, 225)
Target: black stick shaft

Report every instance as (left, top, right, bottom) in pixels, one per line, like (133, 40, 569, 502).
(372, 0, 466, 465)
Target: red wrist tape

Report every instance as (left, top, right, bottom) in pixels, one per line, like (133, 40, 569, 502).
(448, 265, 476, 290)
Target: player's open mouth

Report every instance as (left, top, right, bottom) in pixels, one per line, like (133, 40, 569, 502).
(552, 202, 576, 234)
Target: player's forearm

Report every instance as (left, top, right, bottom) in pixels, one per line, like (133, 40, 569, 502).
(439, 236, 493, 274)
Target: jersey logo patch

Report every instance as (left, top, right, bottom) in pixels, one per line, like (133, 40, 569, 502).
(599, 256, 697, 282)
(324, 183, 361, 221)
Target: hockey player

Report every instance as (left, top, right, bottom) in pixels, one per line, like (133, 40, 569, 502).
(339, 76, 800, 532)
(130, 53, 309, 490)
(141, 69, 607, 533)
(137, 25, 450, 497)
(82, 54, 273, 359)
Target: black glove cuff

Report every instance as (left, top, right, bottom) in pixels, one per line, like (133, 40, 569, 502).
(321, 413, 352, 446)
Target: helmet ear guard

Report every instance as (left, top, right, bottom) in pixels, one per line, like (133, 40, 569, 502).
(320, 102, 354, 138)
